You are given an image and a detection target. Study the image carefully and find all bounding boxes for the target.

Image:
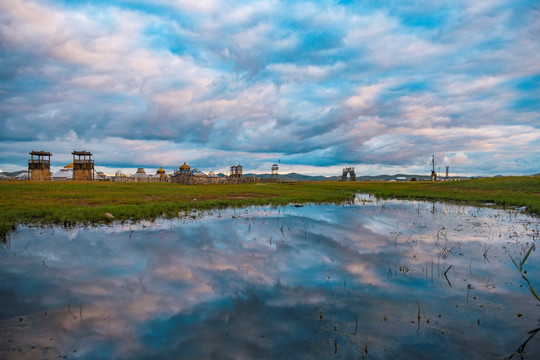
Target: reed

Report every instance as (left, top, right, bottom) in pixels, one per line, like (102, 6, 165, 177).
(509, 244, 540, 302)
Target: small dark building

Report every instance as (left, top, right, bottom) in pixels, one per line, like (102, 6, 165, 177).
(342, 167, 356, 181)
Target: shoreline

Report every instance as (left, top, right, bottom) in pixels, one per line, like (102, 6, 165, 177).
(1, 177, 539, 239)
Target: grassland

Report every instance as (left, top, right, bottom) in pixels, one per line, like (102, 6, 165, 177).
(348, 176, 540, 214)
(1, 176, 539, 238)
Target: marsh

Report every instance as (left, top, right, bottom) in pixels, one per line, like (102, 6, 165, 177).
(1, 195, 539, 359)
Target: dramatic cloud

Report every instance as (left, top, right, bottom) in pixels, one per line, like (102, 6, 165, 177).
(1, 0, 539, 176)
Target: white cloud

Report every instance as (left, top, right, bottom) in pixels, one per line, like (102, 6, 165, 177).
(266, 62, 346, 83)
(345, 84, 386, 109)
(443, 152, 472, 166)
(0, 0, 539, 176)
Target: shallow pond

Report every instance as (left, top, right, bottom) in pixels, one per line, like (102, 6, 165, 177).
(1, 195, 539, 359)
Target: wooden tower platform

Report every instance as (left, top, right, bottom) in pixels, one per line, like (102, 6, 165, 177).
(72, 150, 94, 181)
(28, 150, 52, 181)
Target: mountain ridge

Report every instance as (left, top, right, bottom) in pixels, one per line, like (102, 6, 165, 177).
(245, 172, 442, 181)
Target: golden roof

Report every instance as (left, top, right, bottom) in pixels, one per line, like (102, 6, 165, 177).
(180, 162, 190, 171)
(156, 167, 166, 174)
(64, 163, 74, 169)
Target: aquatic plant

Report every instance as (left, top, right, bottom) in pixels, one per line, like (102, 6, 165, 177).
(509, 244, 540, 302)
(505, 243, 540, 359)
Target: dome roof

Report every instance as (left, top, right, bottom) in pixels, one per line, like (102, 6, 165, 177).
(156, 167, 166, 174)
(52, 168, 73, 180)
(180, 162, 190, 171)
(133, 168, 149, 178)
(64, 163, 74, 169)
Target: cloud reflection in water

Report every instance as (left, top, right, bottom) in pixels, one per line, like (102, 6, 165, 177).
(1, 197, 539, 359)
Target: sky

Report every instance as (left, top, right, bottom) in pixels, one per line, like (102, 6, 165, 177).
(1, 0, 539, 177)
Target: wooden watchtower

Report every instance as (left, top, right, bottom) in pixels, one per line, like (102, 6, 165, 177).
(230, 165, 243, 178)
(72, 150, 94, 181)
(28, 150, 52, 181)
(271, 164, 279, 182)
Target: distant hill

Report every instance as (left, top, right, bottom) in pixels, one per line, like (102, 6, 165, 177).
(1, 170, 27, 177)
(244, 172, 445, 182)
(355, 174, 429, 181)
(0, 170, 479, 181)
(245, 172, 340, 181)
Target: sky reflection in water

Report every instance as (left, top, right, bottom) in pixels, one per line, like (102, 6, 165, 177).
(1, 196, 539, 359)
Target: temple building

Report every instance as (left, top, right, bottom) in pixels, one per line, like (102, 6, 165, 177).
(179, 162, 191, 173)
(52, 164, 73, 181)
(171, 162, 199, 184)
(154, 167, 168, 182)
(132, 168, 149, 181)
(156, 167, 166, 178)
(170, 161, 258, 185)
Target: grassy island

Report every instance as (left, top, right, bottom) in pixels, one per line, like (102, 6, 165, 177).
(1, 176, 539, 238)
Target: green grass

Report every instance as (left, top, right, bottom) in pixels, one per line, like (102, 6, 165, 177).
(350, 176, 540, 214)
(1, 176, 539, 239)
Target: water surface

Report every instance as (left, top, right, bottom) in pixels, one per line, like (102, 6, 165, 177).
(1, 196, 539, 359)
